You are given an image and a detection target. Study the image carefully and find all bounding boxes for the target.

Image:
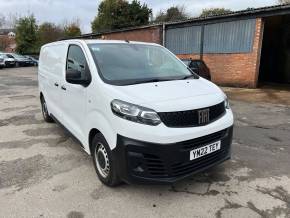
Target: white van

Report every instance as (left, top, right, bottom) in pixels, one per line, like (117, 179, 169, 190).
(38, 40, 234, 186)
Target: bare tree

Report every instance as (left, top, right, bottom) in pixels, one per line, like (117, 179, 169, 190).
(155, 5, 189, 22)
(0, 13, 19, 29)
(61, 17, 81, 30)
(200, 8, 232, 17)
(0, 14, 5, 28)
(278, 0, 290, 4)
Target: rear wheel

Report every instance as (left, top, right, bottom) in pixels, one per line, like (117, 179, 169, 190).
(40, 96, 54, 123)
(92, 133, 121, 187)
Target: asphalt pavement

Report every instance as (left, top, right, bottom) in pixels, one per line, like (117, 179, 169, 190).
(0, 67, 289, 218)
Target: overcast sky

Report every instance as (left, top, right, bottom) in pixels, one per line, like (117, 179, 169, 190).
(0, 0, 277, 33)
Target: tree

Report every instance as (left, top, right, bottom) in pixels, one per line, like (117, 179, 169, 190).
(0, 13, 19, 29)
(15, 15, 38, 54)
(278, 0, 290, 4)
(91, 0, 152, 33)
(155, 6, 188, 22)
(0, 15, 5, 28)
(200, 8, 232, 17)
(38, 22, 65, 45)
(64, 22, 81, 38)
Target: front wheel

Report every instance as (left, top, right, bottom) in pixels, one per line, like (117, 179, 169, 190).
(92, 133, 121, 187)
(40, 96, 54, 123)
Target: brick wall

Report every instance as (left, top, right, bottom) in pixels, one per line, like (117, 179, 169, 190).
(100, 26, 162, 44)
(177, 18, 264, 88)
(0, 35, 16, 52)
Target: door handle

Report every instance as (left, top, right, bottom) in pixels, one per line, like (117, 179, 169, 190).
(61, 85, 66, 91)
(54, 82, 59, 87)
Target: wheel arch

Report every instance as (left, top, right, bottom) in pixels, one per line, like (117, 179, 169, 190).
(85, 111, 117, 154)
(40, 92, 44, 100)
(88, 128, 101, 155)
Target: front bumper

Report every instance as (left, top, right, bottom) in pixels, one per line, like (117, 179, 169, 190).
(112, 126, 233, 184)
(5, 61, 15, 66)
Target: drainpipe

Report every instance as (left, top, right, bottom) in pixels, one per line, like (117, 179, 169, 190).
(200, 24, 205, 60)
(162, 23, 166, 46)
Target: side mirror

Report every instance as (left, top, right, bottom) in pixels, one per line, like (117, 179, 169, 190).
(66, 69, 90, 85)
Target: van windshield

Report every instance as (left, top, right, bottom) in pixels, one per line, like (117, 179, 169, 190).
(88, 43, 197, 85)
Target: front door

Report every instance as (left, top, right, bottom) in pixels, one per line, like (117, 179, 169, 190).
(60, 43, 91, 142)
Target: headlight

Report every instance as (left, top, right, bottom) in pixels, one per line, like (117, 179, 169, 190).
(111, 100, 161, 126)
(224, 97, 230, 109)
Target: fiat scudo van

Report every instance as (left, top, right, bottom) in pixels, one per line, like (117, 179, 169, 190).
(38, 40, 233, 186)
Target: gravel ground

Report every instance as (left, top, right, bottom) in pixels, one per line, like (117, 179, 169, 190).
(0, 67, 290, 218)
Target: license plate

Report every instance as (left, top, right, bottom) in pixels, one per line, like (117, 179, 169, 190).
(190, 141, 221, 161)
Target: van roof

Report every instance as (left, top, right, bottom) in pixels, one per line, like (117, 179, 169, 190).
(43, 39, 161, 47)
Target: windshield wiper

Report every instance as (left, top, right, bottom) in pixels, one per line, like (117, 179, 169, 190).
(181, 68, 200, 79)
(182, 74, 196, 80)
(131, 78, 172, 85)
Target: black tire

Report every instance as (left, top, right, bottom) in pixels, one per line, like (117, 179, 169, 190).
(40, 96, 54, 123)
(92, 133, 121, 187)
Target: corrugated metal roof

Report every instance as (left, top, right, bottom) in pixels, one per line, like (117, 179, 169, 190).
(165, 3, 290, 26)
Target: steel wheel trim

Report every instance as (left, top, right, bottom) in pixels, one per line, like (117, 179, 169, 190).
(95, 143, 110, 178)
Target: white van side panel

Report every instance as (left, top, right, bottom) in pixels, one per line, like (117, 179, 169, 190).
(39, 43, 67, 121)
(39, 43, 67, 81)
(84, 109, 117, 154)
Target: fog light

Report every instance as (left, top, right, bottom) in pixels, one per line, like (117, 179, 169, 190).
(133, 166, 144, 173)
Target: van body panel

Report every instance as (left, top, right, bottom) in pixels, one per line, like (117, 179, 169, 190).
(112, 109, 233, 145)
(59, 41, 90, 144)
(84, 109, 117, 153)
(39, 43, 67, 122)
(104, 78, 221, 104)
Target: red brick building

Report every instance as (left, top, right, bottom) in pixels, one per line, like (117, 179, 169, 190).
(0, 29, 16, 52)
(80, 4, 290, 88)
(98, 25, 162, 44)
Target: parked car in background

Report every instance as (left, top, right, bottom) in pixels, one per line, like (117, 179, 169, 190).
(181, 59, 211, 81)
(0, 53, 16, 67)
(0, 54, 5, 69)
(25, 55, 39, 66)
(6, 53, 31, 67)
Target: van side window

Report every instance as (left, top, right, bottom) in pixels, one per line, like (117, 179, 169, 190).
(66, 45, 89, 81)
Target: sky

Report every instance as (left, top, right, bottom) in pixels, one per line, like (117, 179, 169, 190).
(0, 0, 278, 34)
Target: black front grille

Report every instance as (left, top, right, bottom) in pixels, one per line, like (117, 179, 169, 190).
(158, 102, 225, 128)
(143, 154, 168, 177)
(181, 129, 227, 150)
